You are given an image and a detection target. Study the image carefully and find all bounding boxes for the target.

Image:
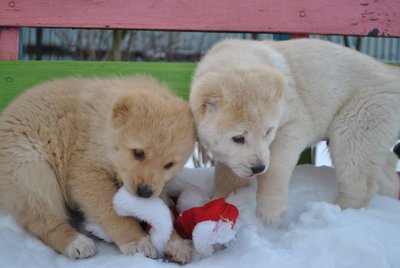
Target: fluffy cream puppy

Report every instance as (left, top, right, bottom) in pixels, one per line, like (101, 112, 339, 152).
(190, 39, 400, 226)
(0, 76, 195, 262)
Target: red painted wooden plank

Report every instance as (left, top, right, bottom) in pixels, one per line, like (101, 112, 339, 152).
(0, 0, 399, 37)
(0, 27, 19, 60)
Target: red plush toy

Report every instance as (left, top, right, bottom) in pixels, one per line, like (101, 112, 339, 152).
(172, 196, 240, 257)
(174, 198, 239, 240)
(84, 186, 241, 259)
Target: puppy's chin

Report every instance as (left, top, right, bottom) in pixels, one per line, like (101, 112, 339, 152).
(230, 166, 254, 179)
(122, 182, 164, 198)
(229, 164, 268, 179)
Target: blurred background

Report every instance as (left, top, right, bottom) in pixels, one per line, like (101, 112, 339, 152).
(21, 29, 400, 64)
(18, 28, 400, 169)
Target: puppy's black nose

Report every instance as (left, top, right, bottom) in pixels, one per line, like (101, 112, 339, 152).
(394, 142, 400, 158)
(137, 185, 153, 198)
(251, 164, 266, 175)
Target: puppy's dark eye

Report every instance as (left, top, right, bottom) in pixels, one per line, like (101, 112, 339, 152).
(232, 135, 245, 144)
(164, 162, 174, 169)
(133, 149, 145, 160)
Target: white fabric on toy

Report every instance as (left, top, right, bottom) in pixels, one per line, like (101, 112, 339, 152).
(168, 178, 240, 258)
(84, 187, 173, 255)
(112, 187, 173, 254)
(192, 220, 237, 257)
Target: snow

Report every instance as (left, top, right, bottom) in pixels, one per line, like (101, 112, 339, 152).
(1, 165, 400, 268)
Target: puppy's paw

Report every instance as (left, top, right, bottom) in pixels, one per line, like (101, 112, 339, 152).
(256, 200, 287, 227)
(336, 193, 368, 209)
(164, 237, 192, 264)
(65, 234, 96, 259)
(119, 236, 157, 258)
(336, 176, 377, 209)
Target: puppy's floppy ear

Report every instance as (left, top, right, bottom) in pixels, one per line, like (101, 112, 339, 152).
(111, 95, 132, 129)
(190, 72, 224, 116)
(203, 92, 222, 113)
(111, 93, 151, 129)
(271, 69, 287, 101)
(252, 66, 287, 101)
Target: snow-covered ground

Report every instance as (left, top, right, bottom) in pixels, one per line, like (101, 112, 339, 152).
(1, 164, 399, 268)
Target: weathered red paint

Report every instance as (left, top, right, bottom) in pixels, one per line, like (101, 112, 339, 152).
(0, 27, 19, 60)
(1, 0, 399, 60)
(0, 0, 399, 36)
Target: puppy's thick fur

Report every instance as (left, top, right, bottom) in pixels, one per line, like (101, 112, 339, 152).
(0, 76, 195, 261)
(190, 39, 400, 226)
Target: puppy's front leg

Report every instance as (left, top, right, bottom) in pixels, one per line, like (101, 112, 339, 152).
(256, 124, 309, 226)
(159, 191, 192, 264)
(164, 230, 192, 264)
(69, 170, 157, 258)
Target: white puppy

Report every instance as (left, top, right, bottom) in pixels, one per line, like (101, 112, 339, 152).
(190, 39, 400, 226)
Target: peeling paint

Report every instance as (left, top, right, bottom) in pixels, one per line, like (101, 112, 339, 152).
(367, 28, 390, 37)
(368, 28, 380, 36)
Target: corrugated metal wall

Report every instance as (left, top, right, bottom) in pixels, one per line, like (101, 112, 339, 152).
(22, 28, 400, 64)
(316, 35, 400, 64)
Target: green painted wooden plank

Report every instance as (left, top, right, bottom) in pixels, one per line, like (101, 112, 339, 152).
(0, 61, 196, 111)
